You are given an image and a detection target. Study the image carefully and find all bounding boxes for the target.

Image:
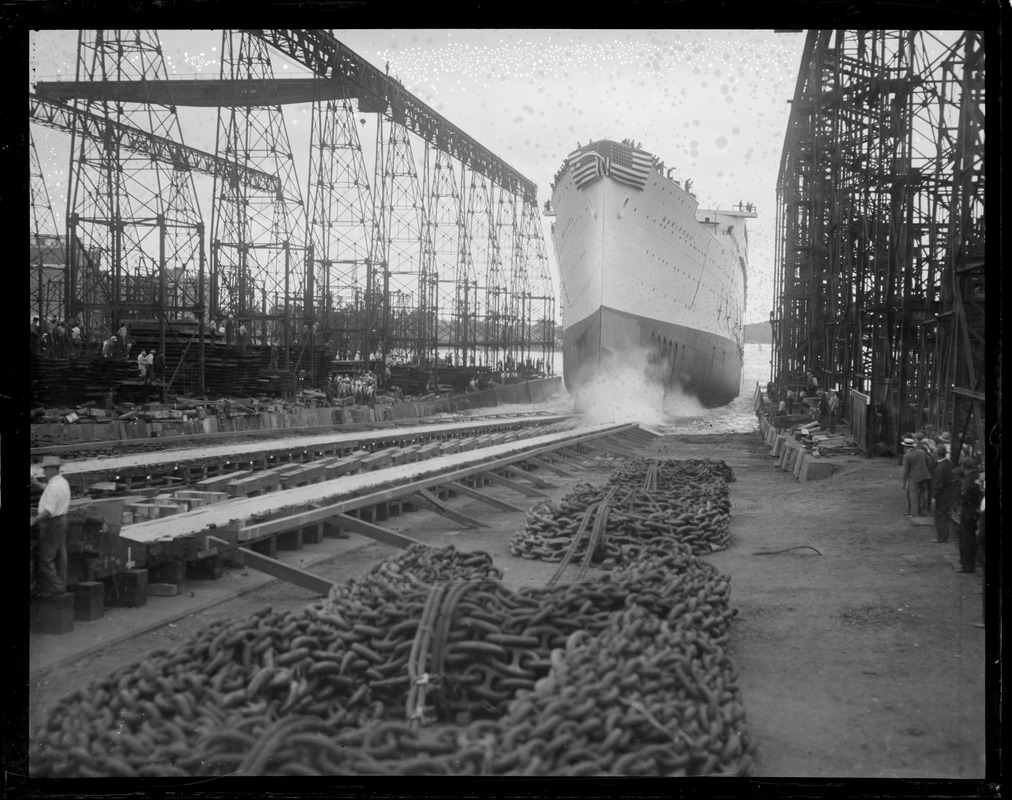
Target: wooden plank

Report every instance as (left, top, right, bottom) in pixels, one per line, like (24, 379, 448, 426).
(330, 513, 428, 550)
(479, 470, 548, 498)
(445, 480, 526, 513)
(325, 453, 367, 478)
(206, 535, 333, 595)
(526, 455, 577, 478)
(584, 439, 639, 458)
(408, 488, 488, 528)
(194, 469, 253, 491)
(230, 423, 637, 540)
(501, 465, 555, 489)
(546, 449, 591, 470)
(226, 470, 285, 497)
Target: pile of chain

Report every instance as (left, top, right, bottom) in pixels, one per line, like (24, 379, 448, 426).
(509, 458, 735, 563)
(30, 536, 752, 777)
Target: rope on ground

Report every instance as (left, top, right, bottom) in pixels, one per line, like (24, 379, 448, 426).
(752, 546, 822, 556)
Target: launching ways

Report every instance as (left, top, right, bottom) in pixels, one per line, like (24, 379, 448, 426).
(118, 422, 654, 596)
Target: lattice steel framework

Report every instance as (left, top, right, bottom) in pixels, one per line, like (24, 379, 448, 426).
(773, 30, 985, 454)
(210, 30, 308, 361)
(305, 73, 374, 362)
(30, 133, 66, 329)
(465, 170, 500, 369)
(64, 30, 205, 341)
(426, 144, 476, 368)
(521, 201, 557, 374)
(369, 115, 437, 365)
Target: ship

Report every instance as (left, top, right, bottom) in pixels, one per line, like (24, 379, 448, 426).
(550, 138, 753, 408)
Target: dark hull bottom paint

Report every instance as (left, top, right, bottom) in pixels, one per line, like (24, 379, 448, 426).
(563, 306, 743, 409)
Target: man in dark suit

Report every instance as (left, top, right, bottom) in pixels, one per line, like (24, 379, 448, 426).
(930, 446, 955, 542)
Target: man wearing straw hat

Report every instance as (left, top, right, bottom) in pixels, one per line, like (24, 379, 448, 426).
(31, 455, 71, 597)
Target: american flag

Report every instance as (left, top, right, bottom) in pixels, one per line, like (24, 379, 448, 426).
(567, 149, 604, 189)
(606, 142, 653, 190)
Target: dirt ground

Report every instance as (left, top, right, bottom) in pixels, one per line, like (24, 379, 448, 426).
(26, 428, 988, 778)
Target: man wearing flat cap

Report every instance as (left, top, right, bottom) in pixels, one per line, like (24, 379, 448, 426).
(31, 455, 71, 597)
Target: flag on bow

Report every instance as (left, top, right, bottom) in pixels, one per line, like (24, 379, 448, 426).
(607, 142, 653, 190)
(567, 149, 604, 189)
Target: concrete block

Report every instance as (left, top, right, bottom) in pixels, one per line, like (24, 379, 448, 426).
(69, 581, 104, 621)
(30, 593, 75, 634)
(147, 583, 179, 597)
(799, 456, 836, 482)
(792, 450, 806, 479)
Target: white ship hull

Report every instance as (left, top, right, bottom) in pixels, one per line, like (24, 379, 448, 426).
(551, 140, 751, 408)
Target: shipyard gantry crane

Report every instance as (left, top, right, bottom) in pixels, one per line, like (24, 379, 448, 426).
(772, 30, 985, 458)
(32, 28, 555, 396)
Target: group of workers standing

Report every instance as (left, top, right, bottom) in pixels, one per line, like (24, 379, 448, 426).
(901, 427, 985, 626)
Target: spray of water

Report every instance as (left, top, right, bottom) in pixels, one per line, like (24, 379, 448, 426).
(571, 345, 708, 427)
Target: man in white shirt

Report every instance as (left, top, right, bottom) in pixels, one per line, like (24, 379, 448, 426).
(32, 455, 71, 596)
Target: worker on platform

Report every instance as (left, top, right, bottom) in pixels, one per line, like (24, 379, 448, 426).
(31, 455, 71, 597)
(930, 445, 955, 543)
(137, 350, 148, 381)
(901, 435, 930, 517)
(145, 350, 155, 383)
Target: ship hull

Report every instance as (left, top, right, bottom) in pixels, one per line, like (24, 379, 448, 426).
(551, 140, 749, 409)
(562, 306, 742, 408)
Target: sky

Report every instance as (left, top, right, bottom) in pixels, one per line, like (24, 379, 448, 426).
(29, 29, 808, 326)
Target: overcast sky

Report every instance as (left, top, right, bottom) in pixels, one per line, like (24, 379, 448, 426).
(29, 29, 808, 325)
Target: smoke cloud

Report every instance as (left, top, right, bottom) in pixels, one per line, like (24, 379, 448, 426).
(570, 345, 707, 426)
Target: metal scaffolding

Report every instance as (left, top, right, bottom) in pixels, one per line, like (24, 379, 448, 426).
(62, 29, 206, 357)
(772, 30, 985, 456)
(30, 28, 555, 402)
(30, 132, 66, 331)
(305, 68, 374, 363)
(210, 30, 308, 364)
